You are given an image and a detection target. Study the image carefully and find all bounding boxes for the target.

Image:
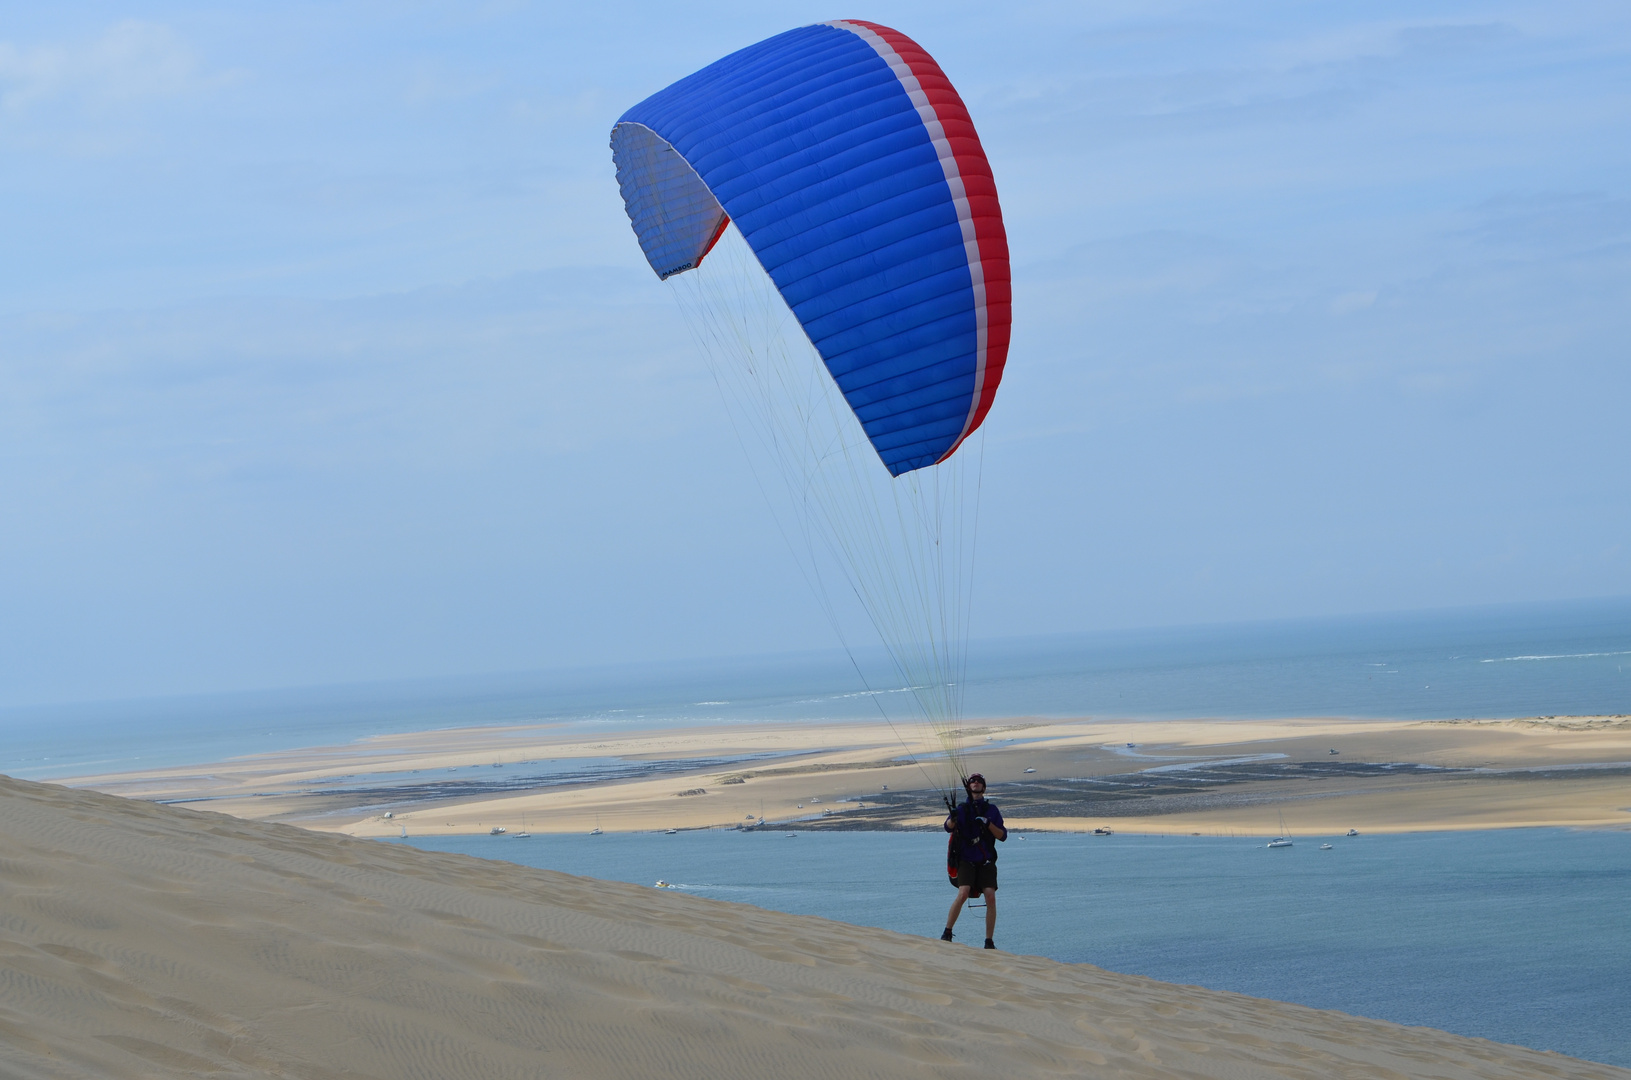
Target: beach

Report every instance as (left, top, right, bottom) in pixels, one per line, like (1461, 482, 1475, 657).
(67, 714, 1631, 837)
(2, 771, 1624, 1080)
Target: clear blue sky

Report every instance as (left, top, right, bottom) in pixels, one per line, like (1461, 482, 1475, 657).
(2, 1, 1627, 707)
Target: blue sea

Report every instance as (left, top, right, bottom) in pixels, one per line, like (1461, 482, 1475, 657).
(3, 597, 1629, 1066)
(2, 596, 1628, 781)
(395, 827, 1631, 1070)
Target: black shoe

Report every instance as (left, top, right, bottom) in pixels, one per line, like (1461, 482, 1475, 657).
(940, 928, 954, 941)
(984, 939, 996, 950)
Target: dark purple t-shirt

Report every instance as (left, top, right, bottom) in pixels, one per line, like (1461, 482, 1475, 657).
(949, 798, 1004, 864)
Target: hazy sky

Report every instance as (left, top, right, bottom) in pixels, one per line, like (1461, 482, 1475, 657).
(3, 1, 1628, 707)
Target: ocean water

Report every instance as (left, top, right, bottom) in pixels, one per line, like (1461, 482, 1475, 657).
(396, 827, 1631, 1069)
(2, 596, 1627, 780)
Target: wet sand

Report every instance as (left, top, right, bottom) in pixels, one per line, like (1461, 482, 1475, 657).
(2, 772, 1625, 1080)
(66, 714, 1631, 838)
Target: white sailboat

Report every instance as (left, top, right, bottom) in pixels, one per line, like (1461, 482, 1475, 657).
(1266, 812, 1293, 849)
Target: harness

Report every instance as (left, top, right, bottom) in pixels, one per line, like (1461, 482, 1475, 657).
(943, 789, 996, 886)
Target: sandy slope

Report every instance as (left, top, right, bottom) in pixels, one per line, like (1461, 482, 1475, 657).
(0, 774, 1623, 1080)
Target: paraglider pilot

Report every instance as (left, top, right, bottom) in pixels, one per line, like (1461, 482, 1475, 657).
(942, 773, 1006, 949)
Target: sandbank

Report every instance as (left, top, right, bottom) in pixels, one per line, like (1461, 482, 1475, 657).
(2, 773, 1624, 1080)
(66, 714, 1631, 838)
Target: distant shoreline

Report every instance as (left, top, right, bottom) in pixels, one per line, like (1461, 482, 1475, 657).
(58, 714, 1631, 838)
(12, 594, 1630, 785)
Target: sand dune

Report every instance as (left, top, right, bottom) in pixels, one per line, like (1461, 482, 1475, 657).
(1, 774, 1623, 1080)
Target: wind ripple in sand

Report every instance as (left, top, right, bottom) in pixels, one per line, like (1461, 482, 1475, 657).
(0, 774, 1624, 1080)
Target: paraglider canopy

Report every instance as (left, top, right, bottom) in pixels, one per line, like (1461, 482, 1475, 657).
(610, 20, 1010, 476)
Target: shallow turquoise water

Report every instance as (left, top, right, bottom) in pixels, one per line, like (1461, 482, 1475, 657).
(396, 827, 1631, 1069)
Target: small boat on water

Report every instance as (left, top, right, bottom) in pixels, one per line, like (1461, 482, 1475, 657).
(1267, 837, 1293, 849)
(590, 827, 602, 836)
(1346, 828, 1360, 837)
(1093, 827, 1113, 835)
(1024, 767, 1036, 773)
(489, 826, 506, 836)
(1320, 843, 1333, 850)
(654, 880, 677, 889)
(664, 828, 678, 835)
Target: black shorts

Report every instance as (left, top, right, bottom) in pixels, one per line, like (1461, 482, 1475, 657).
(956, 859, 997, 894)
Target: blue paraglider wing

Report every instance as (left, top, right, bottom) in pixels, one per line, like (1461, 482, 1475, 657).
(611, 21, 1009, 476)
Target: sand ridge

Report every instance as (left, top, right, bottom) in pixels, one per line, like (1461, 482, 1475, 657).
(1, 773, 1625, 1079)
